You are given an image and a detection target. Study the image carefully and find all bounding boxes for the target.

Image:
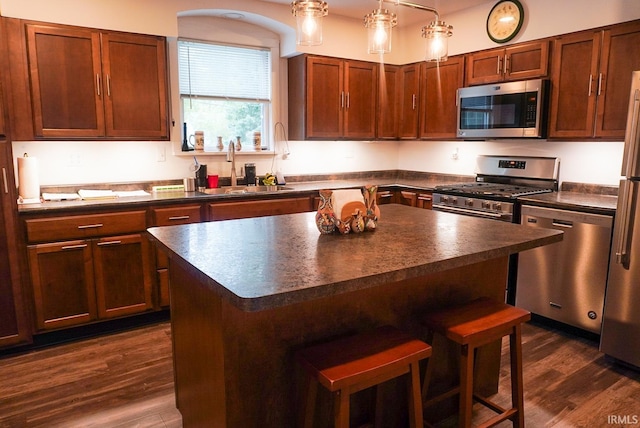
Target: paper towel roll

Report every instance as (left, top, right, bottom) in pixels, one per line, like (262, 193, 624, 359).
(331, 189, 365, 220)
(18, 155, 40, 199)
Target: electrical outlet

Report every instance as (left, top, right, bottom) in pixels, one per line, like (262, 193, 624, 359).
(68, 154, 81, 167)
(157, 145, 166, 162)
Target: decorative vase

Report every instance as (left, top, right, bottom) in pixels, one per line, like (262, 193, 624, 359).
(217, 136, 224, 151)
(362, 185, 380, 231)
(315, 189, 336, 234)
(235, 136, 242, 151)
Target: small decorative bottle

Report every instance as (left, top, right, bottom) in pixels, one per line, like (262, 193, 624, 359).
(217, 136, 224, 151)
(362, 185, 380, 231)
(235, 136, 242, 152)
(253, 131, 261, 151)
(315, 189, 336, 234)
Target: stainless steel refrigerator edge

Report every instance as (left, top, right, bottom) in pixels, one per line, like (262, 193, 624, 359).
(600, 70, 640, 368)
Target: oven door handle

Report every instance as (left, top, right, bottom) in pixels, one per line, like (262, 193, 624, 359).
(433, 204, 509, 220)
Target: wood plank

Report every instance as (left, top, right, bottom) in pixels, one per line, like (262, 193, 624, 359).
(0, 320, 638, 427)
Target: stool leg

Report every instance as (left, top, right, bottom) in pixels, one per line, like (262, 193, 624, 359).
(459, 344, 474, 428)
(333, 389, 350, 428)
(300, 376, 318, 428)
(408, 361, 424, 428)
(421, 330, 435, 402)
(510, 324, 525, 428)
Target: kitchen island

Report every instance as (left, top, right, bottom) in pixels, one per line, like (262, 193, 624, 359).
(147, 204, 562, 427)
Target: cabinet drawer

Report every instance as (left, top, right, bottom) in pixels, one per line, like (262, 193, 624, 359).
(25, 210, 147, 243)
(151, 205, 202, 226)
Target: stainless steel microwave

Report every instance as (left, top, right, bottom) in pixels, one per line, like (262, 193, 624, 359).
(456, 79, 549, 139)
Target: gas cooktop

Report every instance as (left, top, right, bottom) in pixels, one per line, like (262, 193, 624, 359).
(434, 182, 554, 199)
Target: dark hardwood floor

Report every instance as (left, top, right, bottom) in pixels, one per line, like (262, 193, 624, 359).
(0, 320, 638, 427)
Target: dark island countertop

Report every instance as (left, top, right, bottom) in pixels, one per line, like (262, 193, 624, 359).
(148, 204, 563, 312)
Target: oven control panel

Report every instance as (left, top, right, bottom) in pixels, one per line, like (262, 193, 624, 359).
(432, 194, 514, 222)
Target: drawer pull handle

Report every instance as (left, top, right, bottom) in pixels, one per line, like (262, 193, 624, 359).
(97, 240, 122, 246)
(2, 167, 8, 194)
(62, 244, 88, 250)
(78, 223, 104, 229)
(168, 216, 190, 221)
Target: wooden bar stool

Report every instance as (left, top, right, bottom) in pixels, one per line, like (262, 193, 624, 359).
(296, 325, 432, 428)
(421, 297, 531, 428)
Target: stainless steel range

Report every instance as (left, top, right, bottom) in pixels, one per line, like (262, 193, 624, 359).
(433, 155, 560, 223)
(433, 155, 560, 304)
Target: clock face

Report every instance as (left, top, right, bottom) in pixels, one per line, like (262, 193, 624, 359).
(487, 0, 524, 43)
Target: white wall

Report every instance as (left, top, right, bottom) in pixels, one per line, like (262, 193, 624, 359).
(4, 0, 639, 187)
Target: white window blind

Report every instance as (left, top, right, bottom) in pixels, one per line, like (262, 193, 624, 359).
(178, 40, 271, 102)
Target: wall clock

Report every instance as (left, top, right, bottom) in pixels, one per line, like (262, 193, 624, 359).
(486, 0, 525, 43)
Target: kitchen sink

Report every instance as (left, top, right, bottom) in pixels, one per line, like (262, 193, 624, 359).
(200, 185, 295, 195)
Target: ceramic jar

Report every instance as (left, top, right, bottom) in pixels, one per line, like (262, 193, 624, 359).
(315, 189, 336, 234)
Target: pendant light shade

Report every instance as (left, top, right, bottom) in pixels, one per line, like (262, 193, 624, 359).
(363, 0, 453, 62)
(291, 1, 329, 46)
(422, 20, 453, 62)
(364, 9, 397, 54)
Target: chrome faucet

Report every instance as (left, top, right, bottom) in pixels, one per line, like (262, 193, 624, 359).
(227, 140, 237, 186)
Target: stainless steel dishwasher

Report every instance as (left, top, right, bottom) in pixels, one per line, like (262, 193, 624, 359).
(515, 205, 613, 334)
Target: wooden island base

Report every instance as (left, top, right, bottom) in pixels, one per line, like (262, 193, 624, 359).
(169, 256, 509, 427)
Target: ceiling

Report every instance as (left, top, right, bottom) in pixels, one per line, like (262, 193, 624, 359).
(262, 0, 494, 26)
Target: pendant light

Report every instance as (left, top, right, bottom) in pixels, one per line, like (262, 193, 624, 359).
(364, 0, 453, 62)
(364, 2, 397, 54)
(291, 1, 329, 46)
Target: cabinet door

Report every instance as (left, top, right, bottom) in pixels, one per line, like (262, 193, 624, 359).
(93, 234, 153, 319)
(25, 24, 105, 138)
(419, 56, 464, 139)
(344, 60, 377, 139)
(465, 48, 504, 85)
(0, 143, 30, 347)
(398, 64, 421, 139)
(548, 31, 601, 138)
(595, 21, 640, 138)
(101, 32, 169, 139)
(504, 41, 549, 82)
(28, 240, 97, 330)
(306, 57, 343, 139)
(377, 64, 399, 139)
(466, 41, 549, 85)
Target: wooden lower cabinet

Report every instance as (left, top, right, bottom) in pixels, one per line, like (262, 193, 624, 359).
(28, 233, 153, 330)
(93, 234, 153, 319)
(150, 204, 204, 307)
(208, 197, 312, 221)
(25, 210, 153, 331)
(398, 190, 433, 209)
(28, 240, 97, 330)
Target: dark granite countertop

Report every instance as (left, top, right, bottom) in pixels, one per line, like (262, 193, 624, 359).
(17, 172, 473, 214)
(147, 204, 562, 312)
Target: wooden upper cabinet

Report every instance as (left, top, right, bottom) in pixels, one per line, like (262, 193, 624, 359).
(397, 64, 421, 139)
(288, 55, 377, 140)
(549, 20, 640, 139)
(377, 64, 399, 139)
(101, 32, 168, 139)
(419, 56, 464, 139)
(595, 20, 640, 138)
(24, 22, 168, 140)
(548, 31, 601, 138)
(465, 41, 549, 85)
(344, 60, 378, 139)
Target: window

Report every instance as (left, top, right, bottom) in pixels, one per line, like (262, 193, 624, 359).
(178, 39, 271, 151)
